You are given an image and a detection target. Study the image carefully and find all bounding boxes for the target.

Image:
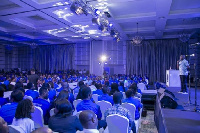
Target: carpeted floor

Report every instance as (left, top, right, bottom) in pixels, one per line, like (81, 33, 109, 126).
(138, 111, 158, 133)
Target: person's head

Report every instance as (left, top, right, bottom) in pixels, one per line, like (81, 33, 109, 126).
(113, 92, 123, 104)
(82, 87, 92, 100)
(15, 81, 23, 90)
(92, 81, 96, 85)
(79, 110, 98, 129)
(78, 81, 84, 87)
(42, 83, 50, 90)
(31, 68, 35, 74)
(57, 90, 69, 100)
(32, 127, 53, 133)
(61, 82, 69, 91)
(16, 87, 25, 94)
(125, 89, 134, 98)
(95, 83, 100, 90)
(39, 87, 48, 99)
(102, 86, 109, 94)
(55, 99, 73, 116)
(27, 82, 35, 90)
(11, 89, 24, 103)
(129, 83, 137, 94)
(38, 78, 44, 85)
(180, 55, 185, 60)
(15, 99, 35, 119)
(48, 81, 54, 89)
(0, 116, 8, 133)
(0, 86, 5, 98)
(111, 83, 119, 92)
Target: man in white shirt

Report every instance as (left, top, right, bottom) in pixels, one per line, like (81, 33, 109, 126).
(177, 55, 189, 94)
(77, 110, 99, 133)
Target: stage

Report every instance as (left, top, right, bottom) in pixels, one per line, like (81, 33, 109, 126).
(155, 86, 200, 133)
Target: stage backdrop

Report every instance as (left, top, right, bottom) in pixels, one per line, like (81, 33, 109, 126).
(126, 39, 188, 83)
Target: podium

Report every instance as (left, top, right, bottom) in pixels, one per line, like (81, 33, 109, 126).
(166, 70, 181, 87)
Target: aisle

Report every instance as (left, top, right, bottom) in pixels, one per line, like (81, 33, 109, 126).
(139, 111, 157, 133)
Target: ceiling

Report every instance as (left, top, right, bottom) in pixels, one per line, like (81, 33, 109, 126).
(0, 0, 200, 46)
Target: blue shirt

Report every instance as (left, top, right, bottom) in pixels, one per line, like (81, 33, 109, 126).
(48, 89, 56, 102)
(0, 102, 18, 124)
(76, 100, 102, 120)
(118, 86, 124, 92)
(0, 97, 8, 106)
(25, 90, 39, 100)
(93, 89, 103, 95)
(122, 97, 142, 120)
(98, 94, 114, 105)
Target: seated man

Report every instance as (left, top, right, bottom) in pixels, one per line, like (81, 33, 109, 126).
(104, 92, 136, 133)
(0, 90, 24, 124)
(122, 89, 142, 120)
(93, 83, 103, 96)
(25, 82, 39, 100)
(76, 87, 102, 120)
(98, 86, 113, 105)
(77, 110, 99, 133)
(0, 116, 9, 133)
(33, 87, 50, 125)
(0, 86, 8, 106)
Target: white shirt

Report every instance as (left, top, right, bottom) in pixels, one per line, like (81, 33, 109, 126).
(179, 59, 189, 75)
(76, 129, 99, 133)
(12, 118, 35, 133)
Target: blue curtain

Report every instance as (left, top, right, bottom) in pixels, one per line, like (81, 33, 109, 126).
(126, 39, 188, 82)
(32, 44, 74, 73)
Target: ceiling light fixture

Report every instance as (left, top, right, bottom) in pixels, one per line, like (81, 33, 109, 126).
(132, 22, 143, 46)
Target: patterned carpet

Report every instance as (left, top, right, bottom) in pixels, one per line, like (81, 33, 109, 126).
(138, 111, 158, 133)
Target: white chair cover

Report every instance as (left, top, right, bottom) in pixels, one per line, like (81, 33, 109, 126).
(92, 94, 99, 103)
(97, 101, 112, 120)
(50, 108, 55, 117)
(31, 106, 44, 128)
(8, 125, 24, 133)
(73, 99, 82, 110)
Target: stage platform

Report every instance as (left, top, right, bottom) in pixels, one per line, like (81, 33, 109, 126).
(155, 86, 200, 133)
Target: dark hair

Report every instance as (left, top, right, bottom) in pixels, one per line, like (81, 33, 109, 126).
(48, 81, 54, 88)
(27, 82, 34, 90)
(82, 87, 91, 99)
(31, 68, 35, 72)
(95, 83, 100, 90)
(113, 92, 123, 104)
(57, 90, 69, 100)
(109, 83, 119, 96)
(129, 83, 137, 94)
(42, 83, 50, 90)
(102, 86, 109, 94)
(78, 81, 84, 87)
(0, 86, 5, 97)
(39, 87, 48, 95)
(15, 99, 32, 119)
(55, 99, 72, 116)
(125, 89, 133, 98)
(17, 87, 25, 94)
(15, 82, 23, 90)
(11, 89, 24, 102)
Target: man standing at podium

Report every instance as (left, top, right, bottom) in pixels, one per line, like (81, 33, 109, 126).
(177, 55, 189, 94)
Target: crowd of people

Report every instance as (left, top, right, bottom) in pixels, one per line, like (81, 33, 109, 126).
(0, 68, 147, 133)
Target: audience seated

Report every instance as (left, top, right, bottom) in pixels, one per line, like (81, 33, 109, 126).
(15, 81, 24, 90)
(12, 99, 35, 133)
(77, 110, 99, 133)
(104, 92, 136, 133)
(74, 81, 84, 94)
(90, 81, 97, 91)
(0, 116, 9, 133)
(98, 86, 113, 105)
(33, 87, 50, 125)
(48, 99, 83, 132)
(0, 86, 8, 106)
(76, 87, 102, 120)
(76, 84, 87, 100)
(25, 83, 39, 100)
(92, 83, 103, 96)
(0, 89, 24, 124)
(32, 127, 53, 133)
(122, 89, 142, 120)
(109, 83, 120, 96)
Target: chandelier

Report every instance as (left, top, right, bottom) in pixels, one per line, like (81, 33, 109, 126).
(179, 33, 190, 43)
(132, 23, 143, 46)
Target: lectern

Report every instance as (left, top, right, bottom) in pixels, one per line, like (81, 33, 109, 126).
(166, 70, 181, 87)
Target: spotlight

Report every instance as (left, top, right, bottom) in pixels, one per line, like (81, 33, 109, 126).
(100, 55, 107, 62)
(95, 9, 101, 15)
(70, 3, 83, 15)
(109, 23, 113, 27)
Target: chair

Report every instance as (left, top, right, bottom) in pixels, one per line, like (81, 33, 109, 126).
(121, 103, 139, 133)
(106, 114, 131, 133)
(92, 94, 99, 103)
(75, 111, 82, 118)
(3, 91, 12, 98)
(137, 83, 147, 91)
(73, 99, 82, 110)
(74, 93, 78, 99)
(50, 108, 55, 116)
(31, 106, 44, 128)
(122, 92, 126, 99)
(8, 125, 24, 133)
(97, 101, 112, 120)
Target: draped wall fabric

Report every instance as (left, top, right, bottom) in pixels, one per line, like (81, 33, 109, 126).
(126, 39, 188, 82)
(32, 44, 74, 73)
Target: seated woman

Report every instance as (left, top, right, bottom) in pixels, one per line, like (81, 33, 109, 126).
(12, 99, 35, 133)
(48, 99, 83, 133)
